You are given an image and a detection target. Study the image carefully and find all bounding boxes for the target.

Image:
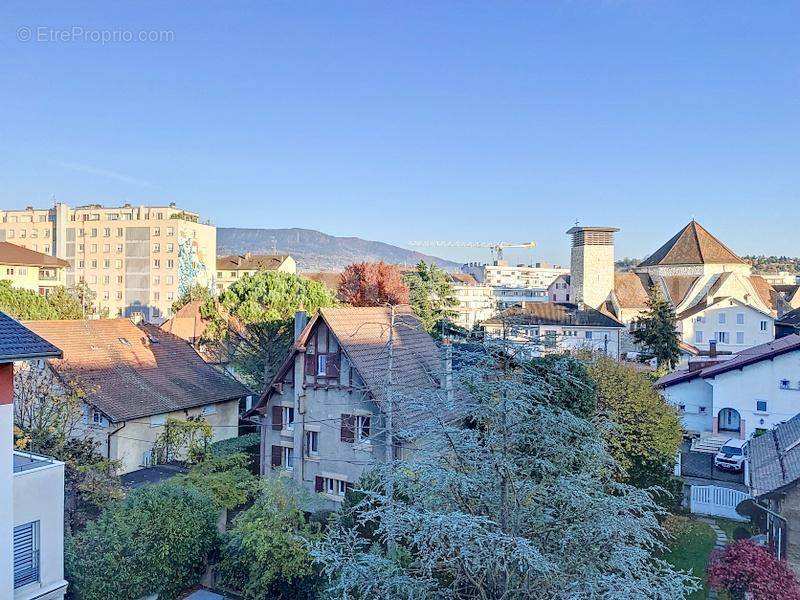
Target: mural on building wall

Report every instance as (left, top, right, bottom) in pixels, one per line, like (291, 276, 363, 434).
(177, 226, 212, 296)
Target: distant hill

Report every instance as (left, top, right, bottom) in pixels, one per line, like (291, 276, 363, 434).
(217, 228, 461, 272)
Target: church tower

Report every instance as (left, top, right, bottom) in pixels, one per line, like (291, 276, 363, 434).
(566, 226, 619, 310)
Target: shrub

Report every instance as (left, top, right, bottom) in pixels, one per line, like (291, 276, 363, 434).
(211, 432, 261, 458)
(708, 539, 800, 600)
(66, 482, 218, 600)
(177, 453, 257, 510)
(217, 477, 321, 599)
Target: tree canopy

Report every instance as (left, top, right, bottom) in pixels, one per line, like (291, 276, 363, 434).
(588, 355, 683, 501)
(404, 261, 458, 334)
(338, 261, 409, 306)
(312, 347, 698, 599)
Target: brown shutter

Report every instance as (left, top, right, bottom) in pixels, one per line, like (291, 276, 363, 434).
(271, 445, 282, 468)
(304, 352, 316, 378)
(340, 414, 355, 443)
(326, 352, 341, 379)
(271, 405, 282, 431)
(362, 416, 371, 438)
(315, 476, 324, 493)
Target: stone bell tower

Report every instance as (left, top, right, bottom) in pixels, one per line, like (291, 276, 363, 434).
(566, 226, 619, 310)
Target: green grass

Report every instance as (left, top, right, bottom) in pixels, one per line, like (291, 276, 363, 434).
(661, 516, 717, 600)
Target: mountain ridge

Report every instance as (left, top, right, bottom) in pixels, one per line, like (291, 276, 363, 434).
(217, 227, 461, 272)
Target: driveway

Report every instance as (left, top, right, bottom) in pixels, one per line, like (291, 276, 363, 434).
(680, 441, 745, 485)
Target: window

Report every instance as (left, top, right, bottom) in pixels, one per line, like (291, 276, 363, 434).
(270, 445, 293, 471)
(695, 330, 704, 344)
(317, 354, 327, 376)
(736, 313, 745, 325)
(103, 259, 110, 269)
(167, 243, 174, 252)
(201, 404, 217, 416)
(315, 476, 351, 498)
(167, 227, 174, 236)
(116, 227, 123, 237)
(718, 312, 726, 324)
(781, 379, 791, 389)
(716, 332, 730, 344)
(90, 259, 97, 269)
(678, 404, 686, 412)
(5, 268, 13, 276)
(282, 406, 295, 430)
(103, 228, 111, 237)
(153, 259, 160, 268)
(340, 414, 371, 443)
(102, 244, 110, 253)
(167, 259, 174, 268)
(153, 243, 160, 252)
(699, 406, 707, 414)
(13, 521, 39, 589)
(153, 227, 160, 236)
(756, 400, 768, 412)
(305, 430, 319, 456)
(736, 331, 745, 345)
(153, 275, 160, 285)
(584, 331, 593, 339)
(761, 320, 769, 332)
(91, 228, 97, 237)
(166, 275, 174, 285)
(150, 414, 167, 427)
(115, 259, 122, 268)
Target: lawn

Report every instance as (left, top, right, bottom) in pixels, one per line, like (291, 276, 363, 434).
(661, 516, 717, 600)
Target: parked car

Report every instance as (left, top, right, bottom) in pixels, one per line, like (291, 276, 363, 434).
(714, 438, 748, 471)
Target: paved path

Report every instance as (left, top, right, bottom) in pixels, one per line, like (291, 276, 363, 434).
(697, 519, 728, 600)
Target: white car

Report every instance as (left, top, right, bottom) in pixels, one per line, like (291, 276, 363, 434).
(714, 439, 748, 471)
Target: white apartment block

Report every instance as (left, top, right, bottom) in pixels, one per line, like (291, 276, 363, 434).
(462, 261, 568, 289)
(0, 203, 215, 322)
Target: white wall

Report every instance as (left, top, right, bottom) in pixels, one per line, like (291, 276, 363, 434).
(660, 377, 714, 433)
(679, 301, 773, 353)
(13, 457, 67, 600)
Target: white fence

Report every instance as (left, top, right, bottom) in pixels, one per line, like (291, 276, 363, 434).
(690, 485, 750, 521)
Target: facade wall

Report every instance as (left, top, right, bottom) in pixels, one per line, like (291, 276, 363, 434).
(659, 377, 714, 433)
(570, 244, 614, 310)
(0, 204, 215, 322)
(780, 486, 800, 576)
(107, 399, 240, 474)
(462, 262, 567, 289)
(260, 321, 395, 509)
(452, 283, 496, 329)
(13, 459, 67, 600)
(679, 301, 774, 353)
(0, 263, 65, 295)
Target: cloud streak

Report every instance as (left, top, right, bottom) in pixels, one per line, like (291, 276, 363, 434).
(52, 161, 154, 187)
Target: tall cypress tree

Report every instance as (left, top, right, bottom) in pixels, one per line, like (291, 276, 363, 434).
(633, 285, 681, 369)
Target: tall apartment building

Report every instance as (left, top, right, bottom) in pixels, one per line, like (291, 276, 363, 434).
(0, 203, 215, 322)
(461, 261, 568, 310)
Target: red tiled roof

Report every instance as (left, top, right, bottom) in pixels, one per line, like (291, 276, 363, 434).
(484, 302, 624, 328)
(748, 275, 779, 312)
(614, 273, 652, 309)
(301, 271, 342, 293)
(0, 242, 69, 268)
(662, 276, 699, 305)
(639, 221, 745, 267)
(23, 318, 251, 422)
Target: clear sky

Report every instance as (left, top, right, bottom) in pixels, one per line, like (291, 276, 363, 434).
(1, 2, 798, 266)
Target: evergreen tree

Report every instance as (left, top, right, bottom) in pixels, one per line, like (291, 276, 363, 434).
(404, 261, 458, 335)
(632, 286, 681, 369)
(312, 347, 698, 599)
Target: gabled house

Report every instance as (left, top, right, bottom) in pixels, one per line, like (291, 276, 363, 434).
(247, 306, 457, 507)
(657, 334, 800, 440)
(21, 319, 252, 474)
(0, 242, 69, 296)
(0, 312, 68, 600)
(482, 301, 624, 359)
(747, 414, 800, 574)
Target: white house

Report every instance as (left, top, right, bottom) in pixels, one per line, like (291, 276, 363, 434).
(0, 312, 68, 600)
(657, 334, 800, 440)
(482, 302, 625, 359)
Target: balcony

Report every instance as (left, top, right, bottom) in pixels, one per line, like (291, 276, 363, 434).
(13, 451, 57, 474)
(37, 271, 58, 282)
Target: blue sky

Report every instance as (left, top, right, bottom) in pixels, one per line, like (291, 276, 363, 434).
(1, 2, 799, 266)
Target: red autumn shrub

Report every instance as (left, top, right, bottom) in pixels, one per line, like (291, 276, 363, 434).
(707, 539, 800, 600)
(338, 262, 409, 306)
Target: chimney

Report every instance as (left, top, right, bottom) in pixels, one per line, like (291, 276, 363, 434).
(245, 251, 252, 260)
(440, 342, 453, 403)
(294, 310, 308, 341)
(709, 339, 717, 358)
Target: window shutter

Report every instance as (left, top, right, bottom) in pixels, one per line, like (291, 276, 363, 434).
(362, 416, 371, 438)
(304, 352, 316, 378)
(13, 522, 38, 588)
(271, 445, 282, 468)
(271, 406, 282, 431)
(315, 476, 324, 493)
(340, 414, 355, 443)
(326, 352, 341, 379)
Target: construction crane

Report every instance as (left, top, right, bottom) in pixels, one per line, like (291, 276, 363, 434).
(408, 240, 536, 262)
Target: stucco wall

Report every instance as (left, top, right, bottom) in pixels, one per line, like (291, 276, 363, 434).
(679, 301, 773, 353)
(781, 486, 800, 576)
(13, 459, 67, 600)
(660, 377, 714, 433)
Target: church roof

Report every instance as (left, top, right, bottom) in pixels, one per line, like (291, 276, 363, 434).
(638, 221, 746, 267)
